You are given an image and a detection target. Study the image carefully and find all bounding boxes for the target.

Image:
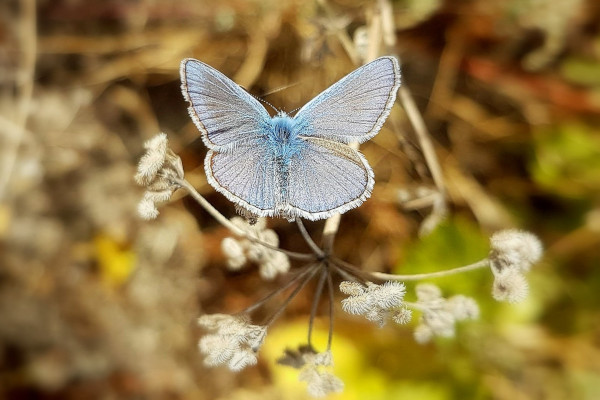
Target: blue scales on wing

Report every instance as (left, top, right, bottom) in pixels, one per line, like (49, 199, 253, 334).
(280, 57, 401, 219)
(283, 137, 374, 221)
(180, 57, 402, 220)
(293, 57, 401, 144)
(205, 140, 279, 214)
(181, 59, 279, 214)
(181, 59, 272, 150)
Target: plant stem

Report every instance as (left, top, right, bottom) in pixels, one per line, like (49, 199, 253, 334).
(241, 264, 317, 315)
(370, 259, 489, 281)
(326, 270, 334, 351)
(296, 218, 325, 257)
(330, 263, 360, 282)
(262, 264, 320, 327)
(174, 177, 314, 260)
(308, 266, 328, 347)
(330, 256, 374, 283)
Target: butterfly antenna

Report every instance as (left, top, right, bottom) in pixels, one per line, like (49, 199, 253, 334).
(249, 93, 279, 114)
(262, 80, 308, 115)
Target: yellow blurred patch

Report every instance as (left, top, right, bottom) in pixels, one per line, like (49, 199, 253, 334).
(93, 233, 136, 287)
(261, 319, 452, 399)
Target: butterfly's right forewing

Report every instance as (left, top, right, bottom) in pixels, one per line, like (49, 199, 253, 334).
(293, 57, 400, 144)
(180, 59, 271, 150)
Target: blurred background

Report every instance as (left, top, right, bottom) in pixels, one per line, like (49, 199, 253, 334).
(1, 0, 600, 399)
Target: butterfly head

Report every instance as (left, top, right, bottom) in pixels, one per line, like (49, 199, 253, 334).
(271, 112, 298, 142)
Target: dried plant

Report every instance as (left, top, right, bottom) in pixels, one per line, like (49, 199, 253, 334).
(132, 2, 545, 397)
(134, 127, 543, 397)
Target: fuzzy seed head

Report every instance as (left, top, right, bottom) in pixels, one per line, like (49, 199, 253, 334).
(414, 323, 434, 344)
(490, 229, 543, 272)
(492, 270, 529, 303)
(392, 307, 413, 325)
(415, 283, 442, 302)
(446, 295, 480, 321)
(138, 197, 159, 220)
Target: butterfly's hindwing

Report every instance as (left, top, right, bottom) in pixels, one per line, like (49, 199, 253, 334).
(283, 137, 373, 221)
(205, 140, 278, 215)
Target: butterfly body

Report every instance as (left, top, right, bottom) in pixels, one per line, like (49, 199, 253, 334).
(181, 57, 401, 221)
(269, 112, 306, 161)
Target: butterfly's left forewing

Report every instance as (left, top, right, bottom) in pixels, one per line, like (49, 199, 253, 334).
(181, 59, 271, 150)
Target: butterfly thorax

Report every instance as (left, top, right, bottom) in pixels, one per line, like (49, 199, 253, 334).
(269, 113, 304, 161)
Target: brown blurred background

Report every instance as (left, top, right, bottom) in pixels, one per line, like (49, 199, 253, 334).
(1, 0, 600, 399)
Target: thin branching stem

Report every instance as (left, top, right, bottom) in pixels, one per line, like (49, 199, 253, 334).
(308, 265, 328, 347)
(174, 177, 315, 260)
(403, 301, 427, 312)
(330, 257, 374, 283)
(326, 270, 334, 351)
(331, 257, 489, 281)
(371, 259, 490, 281)
(296, 218, 325, 257)
(262, 264, 320, 327)
(330, 263, 360, 282)
(241, 264, 317, 315)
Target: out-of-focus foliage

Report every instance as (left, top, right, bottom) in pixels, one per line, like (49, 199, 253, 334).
(561, 57, 600, 87)
(530, 123, 600, 197)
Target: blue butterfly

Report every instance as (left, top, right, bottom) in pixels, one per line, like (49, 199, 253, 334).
(180, 57, 401, 221)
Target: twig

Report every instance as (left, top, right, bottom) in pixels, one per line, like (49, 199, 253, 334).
(307, 266, 328, 347)
(370, 259, 489, 281)
(296, 218, 325, 257)
(241, 264, 318, 314)
(398, 86, 447, 203)
(398, 85, 448, 235)
(316, 0, 361, 65)
(174, 177, 315, 261)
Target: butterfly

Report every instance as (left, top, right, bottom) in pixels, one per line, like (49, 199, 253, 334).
(180, 56, 401, 221)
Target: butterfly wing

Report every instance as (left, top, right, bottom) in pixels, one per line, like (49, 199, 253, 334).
(281, 57, 400, 220)
(293, 56, 401, 144)
(182, 59, 278, 214)
(283, 137, 374, 221)
(205, 138, 279, 217)
(180, 59, 272, 150)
